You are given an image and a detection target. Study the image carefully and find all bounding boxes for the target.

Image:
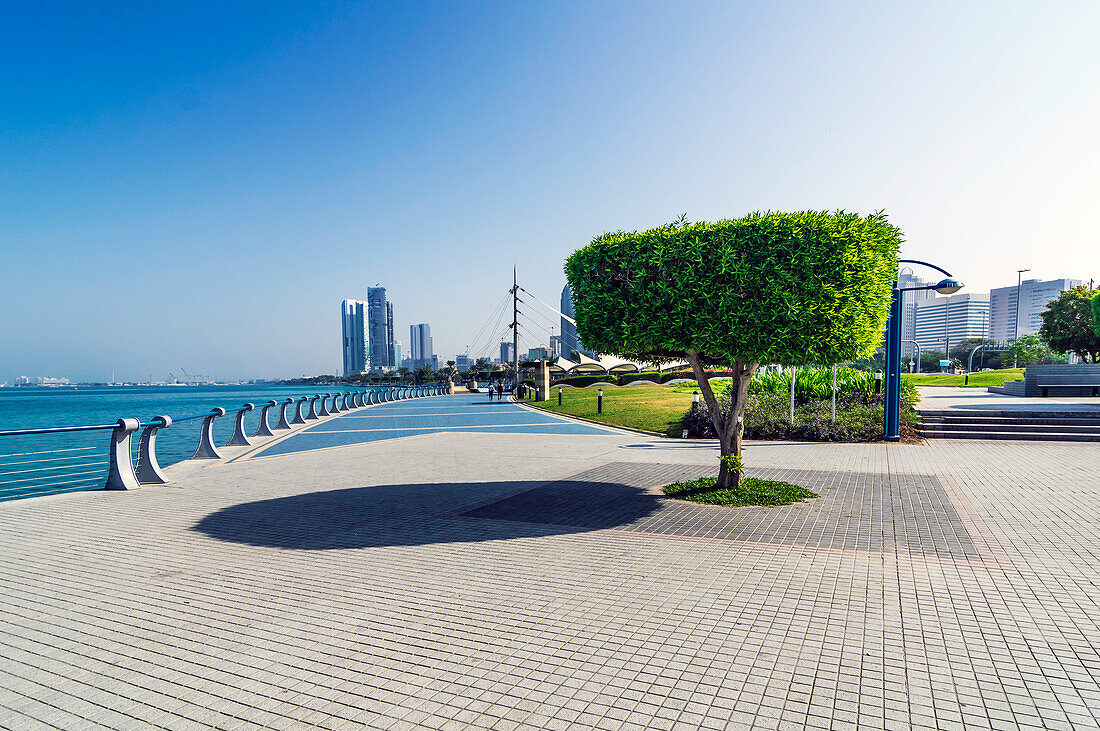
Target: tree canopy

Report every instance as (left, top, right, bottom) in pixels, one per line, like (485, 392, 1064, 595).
(564, 211, 900, 366)
(565, 211, 901, 487)
(1039, 286, 1100, 363)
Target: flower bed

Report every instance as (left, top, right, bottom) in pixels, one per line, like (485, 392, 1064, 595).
(682, 391, 916, 442)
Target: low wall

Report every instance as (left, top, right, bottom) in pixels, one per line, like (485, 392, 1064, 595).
(1005, 364, 1100, 397)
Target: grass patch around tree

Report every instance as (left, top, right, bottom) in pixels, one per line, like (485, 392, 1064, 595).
(663, 476, 819, 507)
(901, 368, 1023, 387)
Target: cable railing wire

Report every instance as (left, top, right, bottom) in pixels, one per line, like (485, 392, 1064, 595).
(0, 385, 447, 501)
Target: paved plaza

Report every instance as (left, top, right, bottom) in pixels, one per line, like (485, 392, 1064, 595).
(1, 393, 1098, 730)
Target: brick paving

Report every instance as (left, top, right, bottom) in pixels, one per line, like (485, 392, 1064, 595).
(0, 424, 1098, 730)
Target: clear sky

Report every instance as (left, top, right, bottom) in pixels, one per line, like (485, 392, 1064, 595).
(2, 1, 1097, 382)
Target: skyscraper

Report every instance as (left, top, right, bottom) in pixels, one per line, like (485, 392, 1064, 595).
(560, 284, 593, 360)
(340, 300, 368, 376)
(500, 341, 514, 365)
(913, 293, 990, 355)
(989, 278, 1083, 343)
(897, 268, 936, 357)
(410, 323, 433, 368)
(386, 301, 395, 367)
(367, 287, 394, 371)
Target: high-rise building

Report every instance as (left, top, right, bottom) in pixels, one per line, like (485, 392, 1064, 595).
(500, 341, 515, 365)
(989, 278, 1082, 343)
(896, 268, 936, 357)
(913, 293, 990, 355)
(560, 285, 581, 359)
(410, 323, 433, 368)
(456, 354, 470, 370)
(367, 287, 394, 371)
(386, 301, 395, 367)
(393, 340, 403, 369)
(340, 300, 368, 376)
(527, 347, 550, 361)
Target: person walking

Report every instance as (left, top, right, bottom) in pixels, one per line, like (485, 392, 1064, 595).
(496, 381, 504, 401)
(488, 381, 495, 401)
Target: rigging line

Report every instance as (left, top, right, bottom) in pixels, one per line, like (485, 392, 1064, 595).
(470, 301, 511, 360)
(464, 291, 511, 354)
(471, 328, 512, 359)
(517, 286, 576, 326)
(474, 290, 511, 344)
(518, 301, 559, 329)
(516, 306, 557, 334)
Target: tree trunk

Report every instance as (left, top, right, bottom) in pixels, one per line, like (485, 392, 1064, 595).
(685, 351, 758, 489)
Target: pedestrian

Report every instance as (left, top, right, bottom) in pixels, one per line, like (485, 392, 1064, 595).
(488, 382, 494, 401)
(496, 381, 504, 401)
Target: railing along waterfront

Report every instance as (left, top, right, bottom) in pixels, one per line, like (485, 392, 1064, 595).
(0, 384, 447, 501)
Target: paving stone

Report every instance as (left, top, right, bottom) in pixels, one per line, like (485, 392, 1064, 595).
(0, 405, 1097, 730)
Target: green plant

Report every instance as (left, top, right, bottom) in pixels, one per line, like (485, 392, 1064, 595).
(1039, 286, 1100, 362)
(1007, 334, 1049, 366)
(718, 453, 743, 483)
(663, 476, 818, 507)
(747, 366, 917, 405)
(1093, 293, 1100, 339)
(565, 212, 900, 488)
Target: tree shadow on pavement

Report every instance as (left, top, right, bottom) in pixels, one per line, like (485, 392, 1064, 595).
(191, 479, 664, 551)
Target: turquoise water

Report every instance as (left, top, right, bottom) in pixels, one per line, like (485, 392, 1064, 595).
(0, 384, 387, 501)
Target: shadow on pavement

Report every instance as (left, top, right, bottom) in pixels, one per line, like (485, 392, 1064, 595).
(191, 480, 664, 550)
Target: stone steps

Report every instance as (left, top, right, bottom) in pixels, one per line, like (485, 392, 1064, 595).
(917, 411, 1100, 442)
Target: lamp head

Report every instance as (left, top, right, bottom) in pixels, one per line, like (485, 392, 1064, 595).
(934, 278, 963, 295)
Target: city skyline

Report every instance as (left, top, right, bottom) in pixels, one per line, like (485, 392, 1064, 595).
(2, 2, 1098, 382)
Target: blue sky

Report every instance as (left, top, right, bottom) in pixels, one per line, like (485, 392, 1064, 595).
(2, 1, 1098, 382)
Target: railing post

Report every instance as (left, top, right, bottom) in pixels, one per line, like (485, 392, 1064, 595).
(276, 398, 294, 429)
(193, 408, 225, 459)
(307, 395, 322, 420)
(136, 416, 172, 484)
(343, 392, 352, 410)
(254, 400, 277, 437)
(353, 391, 362, 407)
(318, 394, 331, 417)
(291, 397, 308, 424)
(226, 403, 254, 446)
(105, 418, 141, 490)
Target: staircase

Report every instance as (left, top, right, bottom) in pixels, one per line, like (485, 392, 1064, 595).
(917, 410, 1100, 442)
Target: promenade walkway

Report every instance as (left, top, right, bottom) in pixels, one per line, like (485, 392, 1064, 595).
(1, 392, 1098, 730)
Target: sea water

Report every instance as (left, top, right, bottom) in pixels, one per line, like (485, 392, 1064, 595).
(0, 384, 382, 500)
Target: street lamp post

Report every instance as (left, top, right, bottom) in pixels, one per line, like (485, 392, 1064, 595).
(1014, 268, 1030, 367)
(884, 260, 963, 441)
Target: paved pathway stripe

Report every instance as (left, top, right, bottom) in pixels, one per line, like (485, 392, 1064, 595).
(250, 393, 619, 457)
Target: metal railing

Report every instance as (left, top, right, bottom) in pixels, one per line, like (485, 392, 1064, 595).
(0, 385, 447, 500)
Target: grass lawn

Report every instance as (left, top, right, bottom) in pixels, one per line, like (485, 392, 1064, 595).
(902, 368, 1023, 388)
(528, 383, 692, 436)
(663, 476, 818, 507)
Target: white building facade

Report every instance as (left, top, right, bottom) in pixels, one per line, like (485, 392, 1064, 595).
(897, 268, 937, 357)
(988, 278, 1082, 343)
(913, 293, 990, 354)
(340, 300, 368, 376)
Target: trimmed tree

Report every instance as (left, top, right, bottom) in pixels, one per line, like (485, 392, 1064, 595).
(1039, 286, 1100, 363)
(565, 211, 900, 488)
(1093, 293, 1100, 339)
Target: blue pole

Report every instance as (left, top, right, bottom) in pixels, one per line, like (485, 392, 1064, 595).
(884, 288, 903, 441)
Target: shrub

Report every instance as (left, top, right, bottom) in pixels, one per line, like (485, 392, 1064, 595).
(749, 366, 917, 405)
(682, 389, 909, 443)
